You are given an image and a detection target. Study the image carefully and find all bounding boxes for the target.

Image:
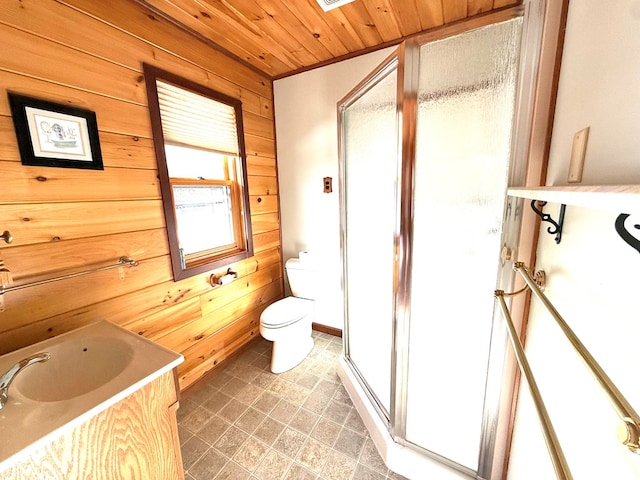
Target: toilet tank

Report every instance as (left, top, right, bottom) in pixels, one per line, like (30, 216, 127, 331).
(285, 258, 318, 300)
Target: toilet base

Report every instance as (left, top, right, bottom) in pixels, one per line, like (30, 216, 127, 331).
(270, 335, 314, 374)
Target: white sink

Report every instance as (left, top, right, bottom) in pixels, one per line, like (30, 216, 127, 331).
(0, 321, 183, 471)
(13, 336, 134, 402)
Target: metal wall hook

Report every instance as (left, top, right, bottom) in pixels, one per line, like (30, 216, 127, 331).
(0, 231, 13, 244)
(530, 200, 565, 244)
(614, 214, 640, 254)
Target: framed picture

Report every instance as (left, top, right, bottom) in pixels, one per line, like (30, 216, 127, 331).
(8, 93, 104, 170)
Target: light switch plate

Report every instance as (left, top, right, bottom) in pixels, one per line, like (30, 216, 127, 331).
(568, 127, 590, 183)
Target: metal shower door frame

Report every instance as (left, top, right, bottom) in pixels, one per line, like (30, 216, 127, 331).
(338, 1, 554, 478)
(338, 53, 400, 426)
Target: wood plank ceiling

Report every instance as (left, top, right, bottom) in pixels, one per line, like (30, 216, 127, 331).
(134, 0, 521, 78)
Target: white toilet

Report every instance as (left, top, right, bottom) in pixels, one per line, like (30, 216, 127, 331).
(260, 257, 317, 373)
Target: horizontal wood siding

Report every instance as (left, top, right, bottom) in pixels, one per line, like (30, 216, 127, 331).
(0, 0, 282, 391)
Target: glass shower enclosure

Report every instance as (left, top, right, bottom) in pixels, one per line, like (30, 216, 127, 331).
(338, 11, 528, 480)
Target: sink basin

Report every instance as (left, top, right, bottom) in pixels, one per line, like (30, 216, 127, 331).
(13, 337, 134, 402)
(0, 320, 183, 472)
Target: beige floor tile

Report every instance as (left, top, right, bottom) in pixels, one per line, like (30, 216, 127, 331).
(236, 407, 267, 434)
(254, 449, 292, 480)
(224, 377, 250, 396)
(214, 426, 249, 457)
(310, 418, 341, 447)
(303, 390, 333, 414)
(179, 425, 194, 447)
(296, 372, 321, 390)
(323, 400, 351, 424)
(314, 380, 339, 397)
(289, 408, 320, 435)
(251, 371, 277, 389)
(182, 334, 406, 480)
(236, 384, 265, 405)
(234, 365, 263, 384)
(334, 427, 366, 459)
(254, 417, 286, 445)
(332, 386, 351, 405)
(320, 450, 357, 480)
(270, 399, 298, 424)
(197, 415, 232, 445)
(233, 437, 269, 472)
(181, 436, 209, 470)
(214, 461, 251, 480)
(280, 368, 302, 383)
(177, 398, 199, 422)
(208, 372, 234, 389)
(189, 449, 228, 480)
(273, 427, 306, 458)
(344, 408, 367, 434)
(387, 471, 409, 480)
(220, 400, 250, 423)
(251, 356, 272, 370)
(182, 406, 217, 434)
(296, 437, 330, 474)
(359, 438, 388, 475)
(189, 385, 217, 405)
(352, 463, 387, 480)
(283, 462, 316, 480)
(204, 391, 233, 413)
(253, 392, 280, 414)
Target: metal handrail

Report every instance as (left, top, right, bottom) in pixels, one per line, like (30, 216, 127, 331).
(513, 262, 640, 453)
(495, 291, 573, 480)
(0, 256, 138, 295)
(494, 261, 640, 479)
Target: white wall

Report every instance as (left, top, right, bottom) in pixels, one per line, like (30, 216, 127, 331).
(508, 1, 640, 479)
(274, 2, 640, 475)
(273, 47, 395, 330)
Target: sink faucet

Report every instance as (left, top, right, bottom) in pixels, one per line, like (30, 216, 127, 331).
(0, 352, 51, 410)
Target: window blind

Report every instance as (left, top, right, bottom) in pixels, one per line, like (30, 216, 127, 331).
(157, 80, 239, 156)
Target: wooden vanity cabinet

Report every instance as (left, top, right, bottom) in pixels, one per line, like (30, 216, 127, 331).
(0, 370, 184, 480)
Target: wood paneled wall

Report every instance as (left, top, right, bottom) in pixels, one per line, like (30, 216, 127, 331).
(0, 0, 282, 391)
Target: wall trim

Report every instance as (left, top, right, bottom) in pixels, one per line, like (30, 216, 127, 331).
(312, 323, 342, 337)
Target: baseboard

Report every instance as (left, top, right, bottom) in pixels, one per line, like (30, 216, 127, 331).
(312, 323, 342, 337)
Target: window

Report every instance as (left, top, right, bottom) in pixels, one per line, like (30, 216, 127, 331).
(143, 64, 253, 281)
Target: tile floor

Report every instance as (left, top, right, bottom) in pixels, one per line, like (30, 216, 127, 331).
(178, 331, 408, 480)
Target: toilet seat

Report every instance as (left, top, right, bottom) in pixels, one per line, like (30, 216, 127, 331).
(261, 297, 313, 329)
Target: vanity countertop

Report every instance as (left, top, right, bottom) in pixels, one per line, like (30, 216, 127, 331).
(0, 320, 183, 471)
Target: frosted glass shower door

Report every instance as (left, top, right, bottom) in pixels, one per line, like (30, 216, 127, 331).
(341, 60, 398, 416)
(404, 19, 523, 470)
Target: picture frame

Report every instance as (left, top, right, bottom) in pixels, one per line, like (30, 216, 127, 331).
(8, 93, 104, 170)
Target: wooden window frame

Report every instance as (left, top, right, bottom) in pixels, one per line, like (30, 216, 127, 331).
(169, 176, 244, 263)
(143, 64, 254, 281)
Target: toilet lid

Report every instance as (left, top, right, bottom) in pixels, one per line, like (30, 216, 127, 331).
(261, 297, 313, 328)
